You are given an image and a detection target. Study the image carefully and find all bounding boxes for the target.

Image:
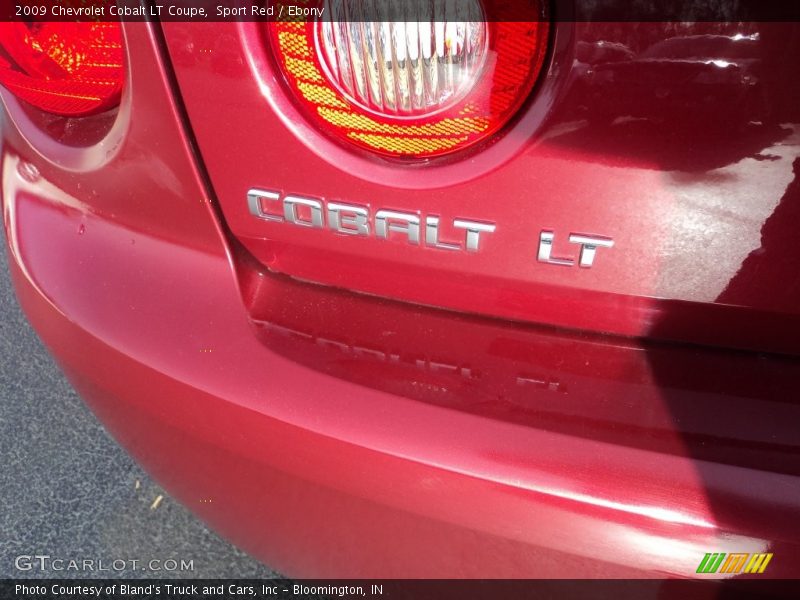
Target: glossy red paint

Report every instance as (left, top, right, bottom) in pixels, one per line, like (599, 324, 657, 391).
(2, 19, 800, 579)
(163, 21, 800, 354)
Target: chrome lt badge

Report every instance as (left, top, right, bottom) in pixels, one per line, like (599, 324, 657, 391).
(537, 231, 614, 268)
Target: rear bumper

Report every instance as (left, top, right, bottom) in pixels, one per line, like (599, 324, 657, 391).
(2, 23, 799, 579)
(5, 180, 800, 578)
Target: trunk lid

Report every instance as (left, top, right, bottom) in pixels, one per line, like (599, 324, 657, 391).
(163, 20, 800, 354)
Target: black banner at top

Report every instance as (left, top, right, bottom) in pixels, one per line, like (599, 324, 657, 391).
(2, 0, 800, 22)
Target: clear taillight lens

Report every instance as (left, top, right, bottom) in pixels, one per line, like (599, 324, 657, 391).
(269, 0, 549, 158)
(0, 22, 125, 117)
(317, 2, 487, 117)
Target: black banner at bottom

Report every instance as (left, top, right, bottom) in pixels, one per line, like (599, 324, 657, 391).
(3, 579, 800, 600)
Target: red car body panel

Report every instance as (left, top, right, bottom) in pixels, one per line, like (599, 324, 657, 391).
(2, 18, 800, 578)
(163, 21, 800, 354)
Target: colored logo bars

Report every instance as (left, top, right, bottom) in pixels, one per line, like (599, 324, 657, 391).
(696, 552, 773, 574)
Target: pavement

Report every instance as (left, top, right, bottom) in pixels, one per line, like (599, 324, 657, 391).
(0, 232, 278, 579)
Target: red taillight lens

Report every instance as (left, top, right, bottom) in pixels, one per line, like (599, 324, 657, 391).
(268, 1, 549, 158)
(0, 22, 124, 117)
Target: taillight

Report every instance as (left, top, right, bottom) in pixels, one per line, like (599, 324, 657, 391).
(268, 0, 549, 158)
(0, 22, 124, 117)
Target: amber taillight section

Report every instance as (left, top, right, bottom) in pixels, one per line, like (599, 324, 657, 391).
(268, 2, 549, 158)
(0, 22, 124, 117)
